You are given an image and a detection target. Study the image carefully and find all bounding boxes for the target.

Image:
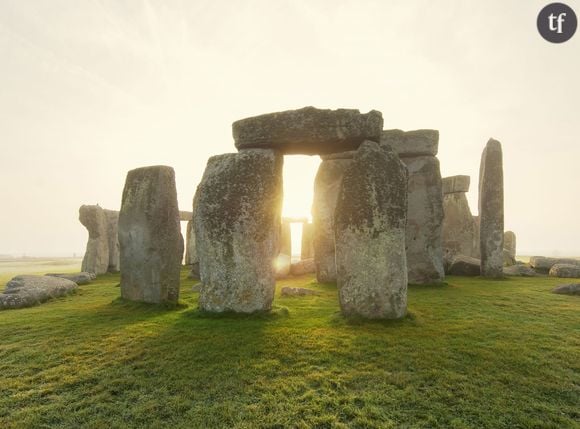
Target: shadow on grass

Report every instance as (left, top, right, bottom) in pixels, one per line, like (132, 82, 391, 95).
(181, 305, 290, 321)
(109, 297, 188, 312)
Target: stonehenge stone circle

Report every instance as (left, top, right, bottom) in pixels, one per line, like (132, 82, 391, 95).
(0, 275, 78, 310)
(118, 166, 183, 304)
(79, 205, 109, 275)
(312, 157, 353, 283)
(195, 149, 283, 313)
(478, 139, 504, 278)
(381, 129, 444, 284)
(441, 176, 477, 259)
(104, 209, 120, 272)
(233, 107, 383, 155)
(335, 141, 408, 319)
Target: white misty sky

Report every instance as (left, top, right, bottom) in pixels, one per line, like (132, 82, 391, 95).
(0, 0, 578, 257)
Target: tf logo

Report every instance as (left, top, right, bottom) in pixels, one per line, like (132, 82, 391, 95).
(537, 3, 577, 43)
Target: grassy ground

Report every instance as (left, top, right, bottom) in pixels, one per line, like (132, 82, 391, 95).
(0, 269, 578, 428)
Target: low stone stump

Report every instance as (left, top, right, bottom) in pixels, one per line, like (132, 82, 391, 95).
(549, 264, 580, 278)
(448, 255, 481, 277)
(195, 149, 283, 313)
(118, 165, 183, 305)
(290, 258, 316, 276)
(335, 141, 408, 319)
(45, 272, 93, 285)
(551, 284, 580, 296)
(503, 264, 539, 277)
(0, 275, 78, 310)
(281, 287, 321, 297)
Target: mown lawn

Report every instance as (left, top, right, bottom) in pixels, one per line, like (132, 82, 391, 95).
(0, 269, 578, 428)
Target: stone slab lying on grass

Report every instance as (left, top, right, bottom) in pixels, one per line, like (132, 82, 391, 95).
(0, 275, 78, 310)
(45, 272, 93, 285)
(549, 264, 580, 278)
(529, 256, 580, 273)
(290, 258, 316, 276)
(281, 287, 321, 297)
(448, 255, 481, 276)
(551, 284, 580, 296)
(503, 265, 540, 277)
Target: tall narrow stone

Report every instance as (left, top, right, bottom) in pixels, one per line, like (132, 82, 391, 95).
(504, 231, 516, 259)
(441, 175, 477, 258)
(381, 129, 444, 284)
(195, 149, 283, 313)
(335, 141, 408, 319)
(118, 166, 183, 304)
(103, 209, 120, 273)
(276, 220, 292, 278)
(478, 139, 504, 278)
(79, 205, 109, 275)
(301, 222, 314, 260)
(312, 158, 352, 282)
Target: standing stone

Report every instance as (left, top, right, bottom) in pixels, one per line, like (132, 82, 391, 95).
(312, 158, 353, 283)
(381, 130, 444, 284)
(478, 139, 504, 278)
(335, 141, 408, 319)
(79, 205, 109, 275)
(195, 149, 283, 313)
(301, 222, 315, 260)
(186, 189, 201, 278)
(472, 216, 481, 258)
(103, 209, 120, 273)
(441, 176, 477, 258)
(275, 220, 292, 278)
(504, 231, 516, 259)
(118, 166, 183, 304)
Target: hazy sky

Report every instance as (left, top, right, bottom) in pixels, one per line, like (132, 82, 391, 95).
(0, 0, 578, 257)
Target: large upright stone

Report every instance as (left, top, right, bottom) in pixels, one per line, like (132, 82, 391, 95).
(335, 141, 408, 319)
(312, 158, 353, 283)
(195, 149, 283, 313)
(118, 166, 183, 304)
(504, 231, 516, 259)
(381, 129, 444, 284)
(103, 209, 120, 273)
(441, 176, 477, 258)
(478, 139, 504, 278)
(233, 107, 383, 155)
(301, 222, 314, 260)
(79, 205, 109, 275)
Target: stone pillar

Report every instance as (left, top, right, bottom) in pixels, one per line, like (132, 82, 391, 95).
(478, 139, 504, 278)
(301, 222, 314, 260)
(335, 141, 408, 319)
(312, 154, 353, 283)
(381, 129, 444, 284)
(504, 231, 516, 259)
(79, 205, 109, 275)
(276, 220, 292, 278)
(103, 209, 120, 273)
(118, 166, 183, 304)
(195, 149, 283, 313)
(472, 216, 481, 258)
(441, 175, 477, 259)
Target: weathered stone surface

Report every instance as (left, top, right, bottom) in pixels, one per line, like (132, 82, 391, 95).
(46, 272, 92, 285)
(320, 150, 357, 161)
(449, 255, 481, 276)
(552, 283, 580, 295)
(504, 231, 516, 259)
(529, 256, 580, 273)
(381, 129, 439, 157)
(301, 222, 314, 260)
(279, 221, 292, 256)
(191, 284, 202, 293)
(233, 107, 383, 155)
(549, 264, 580, 278)
(0, 275, 77, 310)
(442, 175, 470, 194)
(503, 250, 516, 266)
(312, 158, 353, 283)
(503, 264, 540, 277)
(335, 141, 408, 319)
(281, 287, 320, 297)
(397, 155, 444, 284)
(472, 216, 481, 258)
(442, 192, 477, 258)
(79, 205, 109, 275)
(186, 189, 201, 278)
(195, 149, 283, 313)
(179, 211, 193, 221)
(103, 209, 120, 273)
(478, 139, 504, 278)
(119, 165, 183, 304)
(290, 258, 316, 276)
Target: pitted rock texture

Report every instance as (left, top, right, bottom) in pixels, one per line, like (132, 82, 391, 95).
(195, 149, 283, 313)
(442, 175, 470, 195)
(380, 129, 439, 157)
(79, 205, 109, 275)
(119, 165, 183, 304)
(301, 222, 314, 260)
(312, 158, 353, 283)
(233, 107, 383, 155)
(0, 275, 78, 310)
(549, 264, 580, 278)
(504, 231, 516, 259)
(478, 139, 504, 278)
(335, 141, 408, 319)
(46, 272, 93, 285)
(104, 209, 120, 273)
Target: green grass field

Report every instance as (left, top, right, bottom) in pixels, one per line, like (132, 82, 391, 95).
(0, 268, 578, 428)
